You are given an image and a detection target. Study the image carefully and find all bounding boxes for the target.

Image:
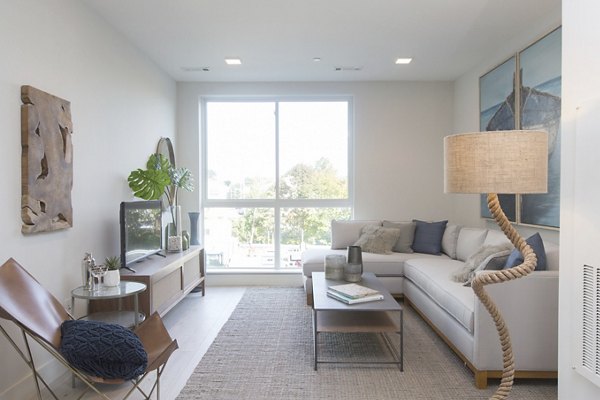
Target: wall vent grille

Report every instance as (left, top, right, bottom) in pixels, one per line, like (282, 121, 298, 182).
(577, 264, 600, 387)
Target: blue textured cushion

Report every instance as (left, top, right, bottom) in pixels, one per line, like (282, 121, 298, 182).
(411, 220, 448, 255)
(504, 232, 547, 270)
(59, 320, 148, 380)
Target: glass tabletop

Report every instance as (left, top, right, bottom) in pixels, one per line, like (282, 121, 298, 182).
(71, 281, 147, 300)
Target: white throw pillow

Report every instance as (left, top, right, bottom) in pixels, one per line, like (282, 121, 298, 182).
(441, 224, 462, 259)
(456, 228, 488, 262)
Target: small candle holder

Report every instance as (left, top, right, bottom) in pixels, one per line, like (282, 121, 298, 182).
(324, 255, 346, 280)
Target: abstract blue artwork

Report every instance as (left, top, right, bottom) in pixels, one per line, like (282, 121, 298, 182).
(478, 27, 561, 228)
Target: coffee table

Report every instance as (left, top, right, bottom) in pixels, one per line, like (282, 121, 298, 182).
(311, 271, 403, 371)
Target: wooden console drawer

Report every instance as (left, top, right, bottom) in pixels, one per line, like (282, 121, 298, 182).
(89, 246, 204, 317)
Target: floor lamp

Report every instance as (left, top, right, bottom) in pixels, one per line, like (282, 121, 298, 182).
(444, 130, 548, 399)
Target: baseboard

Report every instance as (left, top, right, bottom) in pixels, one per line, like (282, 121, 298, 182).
(403, 297, 557, 389)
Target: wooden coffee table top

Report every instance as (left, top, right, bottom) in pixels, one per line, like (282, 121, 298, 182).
(312, 272, 402, 312)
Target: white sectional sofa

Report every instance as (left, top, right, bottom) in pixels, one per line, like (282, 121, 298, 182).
(301, 220, 559, 388)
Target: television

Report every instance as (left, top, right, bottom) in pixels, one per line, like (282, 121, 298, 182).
(120, 200, 163, 270)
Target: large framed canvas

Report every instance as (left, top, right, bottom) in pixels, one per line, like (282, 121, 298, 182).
(479, 56, 517, 222)
(519, 27, 561, 228)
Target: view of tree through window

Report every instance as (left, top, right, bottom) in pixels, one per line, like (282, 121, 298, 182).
(203, 99, 352, 269)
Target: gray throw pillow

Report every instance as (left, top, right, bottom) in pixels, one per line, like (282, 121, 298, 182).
(411, 220, 448, 255)
(382, 221, 416, 253)
(451, 243, 513, 284)
(354, 225, 402, 254)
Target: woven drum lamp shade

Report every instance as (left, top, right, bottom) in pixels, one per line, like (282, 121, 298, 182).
(444, 130, 548, 194)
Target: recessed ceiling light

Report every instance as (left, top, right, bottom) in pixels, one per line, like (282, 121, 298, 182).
(395, 58, 413, 64)
(313, 57, 321, 62)
(225, 58, 242, 65)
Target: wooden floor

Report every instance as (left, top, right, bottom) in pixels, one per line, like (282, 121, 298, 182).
(44, 287, 247, 400)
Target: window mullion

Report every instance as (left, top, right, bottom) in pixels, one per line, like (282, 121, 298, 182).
(274, 102, 280, 269)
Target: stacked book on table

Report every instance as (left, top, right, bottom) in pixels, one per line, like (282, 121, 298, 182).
(327, 283, 384, 304)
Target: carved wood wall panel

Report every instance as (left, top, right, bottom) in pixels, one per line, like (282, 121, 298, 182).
(21, 85, 73, 233)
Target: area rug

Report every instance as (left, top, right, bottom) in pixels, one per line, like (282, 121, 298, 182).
(177, 288, 556, 400)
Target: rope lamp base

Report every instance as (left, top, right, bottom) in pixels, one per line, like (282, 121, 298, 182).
(471, 193, 538, 400)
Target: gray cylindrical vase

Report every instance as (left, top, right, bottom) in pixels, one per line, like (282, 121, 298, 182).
(189, 212, 200, 245)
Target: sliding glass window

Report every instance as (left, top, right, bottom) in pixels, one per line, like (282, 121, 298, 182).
(202, 98, 352, 270)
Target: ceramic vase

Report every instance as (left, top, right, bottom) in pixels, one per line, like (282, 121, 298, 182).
(104, 270, 120, 287)
(345, 245, 363, 282)
(189, 212, 200, 245)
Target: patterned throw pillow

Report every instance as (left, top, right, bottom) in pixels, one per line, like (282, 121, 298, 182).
(353, 225, 402, 254)
(59, 320, 148, 380)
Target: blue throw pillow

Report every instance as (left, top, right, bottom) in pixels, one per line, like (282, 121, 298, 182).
(504, 232, 547, 270)
(411, 220, 448, 255)
(59, 320, 148, 380)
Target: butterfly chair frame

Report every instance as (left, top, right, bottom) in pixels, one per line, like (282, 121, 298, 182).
(0, 258, 178, 400)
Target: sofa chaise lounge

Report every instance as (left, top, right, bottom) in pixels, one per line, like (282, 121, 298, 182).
(301, 219, 559, 388)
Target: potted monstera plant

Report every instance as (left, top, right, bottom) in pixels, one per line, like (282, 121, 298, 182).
(127, 153, 194, 251)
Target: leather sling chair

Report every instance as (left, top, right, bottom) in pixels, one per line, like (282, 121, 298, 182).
(0, 258, 178, 400)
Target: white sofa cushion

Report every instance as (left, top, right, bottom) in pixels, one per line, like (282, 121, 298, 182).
(331, 220, 381, 249)
(441, 224, 461, 259)
(456, 228, 488, 261)
(545, 241, 559, 271)
(482, 229, 512, 247)
(404, 258, 476, 333)
(301, 247, 448, 278)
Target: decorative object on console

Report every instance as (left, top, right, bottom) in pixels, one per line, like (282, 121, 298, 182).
(188, 211, 201, 245)
(182, 230, 190, 250)
(324, 254, 345, 280)
(127, 137, 194, 252)
(444, 129, 548, 399)
(103, 256, 121, 287)
(345, 245, 363, 282)
(21, 85, 73, 234)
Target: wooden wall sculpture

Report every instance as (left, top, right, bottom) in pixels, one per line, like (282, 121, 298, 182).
(21, 85, 73, 233)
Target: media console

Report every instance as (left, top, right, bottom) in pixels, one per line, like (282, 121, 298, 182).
(89, 246, 204, 318)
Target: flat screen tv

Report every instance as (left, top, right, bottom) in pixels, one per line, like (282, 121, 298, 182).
(120, 200, 163, 269)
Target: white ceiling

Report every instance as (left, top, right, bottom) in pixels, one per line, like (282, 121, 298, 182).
(81, 0, 561, 82)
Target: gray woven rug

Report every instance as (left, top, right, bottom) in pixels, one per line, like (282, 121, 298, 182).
(177, 288, 556, 399)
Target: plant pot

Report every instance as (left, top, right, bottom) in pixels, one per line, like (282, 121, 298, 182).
(168, 235, 183, 252)
(104, 270, 120, 287)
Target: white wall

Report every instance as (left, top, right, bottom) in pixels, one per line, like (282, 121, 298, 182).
(176, 81, 454, 224)
(0, 1, 176, 398)
(559, 0, 600, 398)
(451, 9, 561, 244)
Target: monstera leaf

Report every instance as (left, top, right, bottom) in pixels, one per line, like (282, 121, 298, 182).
(128, 168, 171, 200)
(169, 167, 194, 193)
(127, 152, 194, 206)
